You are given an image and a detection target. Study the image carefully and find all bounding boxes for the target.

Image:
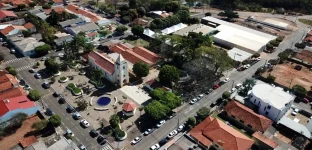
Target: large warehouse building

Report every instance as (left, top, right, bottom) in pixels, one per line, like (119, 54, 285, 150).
(201, 17, 277, 61)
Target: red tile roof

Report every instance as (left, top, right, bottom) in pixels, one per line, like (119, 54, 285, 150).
(0, 10, 17, 19)
(0, 74, 19, 92)
(224, 100, 273, 132)
(252, 132, 278, 148)
(24, 22, 34, 29)
(65, 4, 102, 22)
(0, 95, 36, 117)
(19, 136, 37, 148)
(189, 117, 254, 150)
(53, 0, 63, 3)
(133, 18, 148, 25)
(87, 31, 98, 37)
(109, 43, 159, 66)
(88, 51, 115, 74)
(0, 87, 27, 101)
(133, 46, 160, 63)
(122, 101, 136, 112)
(1, 25, 26, 35)
(295, 50, 312, 64)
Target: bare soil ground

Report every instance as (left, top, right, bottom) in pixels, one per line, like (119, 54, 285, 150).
(262, 62, 312, 90)
(0, 115, 40, 150)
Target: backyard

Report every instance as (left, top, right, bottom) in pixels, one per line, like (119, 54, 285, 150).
(123, 38, 149, 48)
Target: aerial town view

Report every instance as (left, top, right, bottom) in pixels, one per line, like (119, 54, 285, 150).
(0, 0, 312, 150)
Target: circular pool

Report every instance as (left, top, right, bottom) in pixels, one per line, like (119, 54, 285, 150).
(97, 97, 111, 106)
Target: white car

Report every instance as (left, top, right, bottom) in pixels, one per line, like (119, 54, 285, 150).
(10, 49, 15, 53)
(167, 130, 178, 139)
(177, 124, 184, 132)
(150, 144, 160, 150)
(58, 53, 64, 57)
(223, 78, 230, 82)
(235, 83, 242, 89)
(189, 98, 197, 104)
(131, 136, 142, 145)
(80, 119, 90, 128)
(66, 129, 74, 136)
(198, 94, 204, 98)
(156, 120, 166, 128)
(229, 88, 237, 93)
(292, 108, 299, 116)
(144, 128, 155, 135)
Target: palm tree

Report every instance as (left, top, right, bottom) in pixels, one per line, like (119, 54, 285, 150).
(91, 68, 103, 85)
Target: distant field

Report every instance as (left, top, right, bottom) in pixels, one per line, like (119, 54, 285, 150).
(298, 19, 312, 26)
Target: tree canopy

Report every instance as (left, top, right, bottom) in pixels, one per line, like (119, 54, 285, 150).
(44, 57, 60, 74)
(159, 65, 180, 87)
(75, 99, 88, 111)
(35, 44, 51, 56)
(115, 25, 128, 33)
(218, 10, 239, 21)
(293, 84, 307, 97)
(196, 107, 210, 121)
(28, 90, 41, 101)
(49, 114, 61, 127)
(144, 100, 170, 120)
(109, 114, 120, 128)
(150, 88, 182, 109)
(131, 25, 144, 37)
(133, 62, 149, 78)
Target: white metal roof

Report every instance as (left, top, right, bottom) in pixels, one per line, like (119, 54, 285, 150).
(143, 28, 155, 38)
(263, 19, 288, 29)
(161, 23, 187, 35)
(278, 117, 311, 139)
(227, 48, 252, 62)
(173, 24, 216, 36)
(251, 84, 294, 109)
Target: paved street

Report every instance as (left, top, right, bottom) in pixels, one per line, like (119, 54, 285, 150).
(132, 28, 309, 150)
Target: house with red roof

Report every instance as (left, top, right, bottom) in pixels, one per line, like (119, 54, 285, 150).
(0, 25, 26, 36)
(109, 43, 160, 66)
(0, 73, 19, 93)
(252, 131, 278, 150)
(24, 22, 36, 33)
(189, 117, 254, 150)
(223, 100, 273, 133)
(0, 10, 17, 23)
(88, 51, 129, 87)
(122, 101, 136, 116)
(0, 95, 38, 121)
(65, 4, 104, 23)
(53, 0, 63, 5)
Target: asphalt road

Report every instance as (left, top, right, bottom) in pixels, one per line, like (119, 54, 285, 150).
(132, 28, 309, 150)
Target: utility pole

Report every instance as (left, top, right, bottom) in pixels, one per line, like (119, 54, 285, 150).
(231, 80, 234, 89)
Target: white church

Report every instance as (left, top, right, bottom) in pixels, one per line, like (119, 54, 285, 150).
(88, 51, 129, 87)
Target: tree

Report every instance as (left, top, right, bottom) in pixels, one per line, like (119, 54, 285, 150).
(149, 88, 165, 100)
(49, 114, 61, 127)
(42, 4, 51, 9)
(1, 113, 27, 136)
(205, 12, 212, 16)
(22, 30, 32, 37)
(85, 43, 95, 52)
(196, 107, 210, 121)
(218, 10, 239, 21)
(115, 25, 128, 33)
(266, 74, 276, 84)
(176, 10, 190, 23)
(46, 10, 61, 25)
(222, 91, 231, 99)
(185, 0, 196, 8)
(241, 78, 256, 96)
(28, 90, 41, 101)
(17, 4, 26, 10)
(144, 100, 170, 120)
(133, 62, 149, 78)
(129, 0, 136, 8)
(44, 57, 60, 74)
(293, 84, 307, 97)
(114, 127, 126, 138)
(187, 116, 196, 127)
(109, 114, 120, 128)
(137, 7, 146, 17)
(165, 1, 180, 13)
(75, 99, 88, 111)
(159, 92, 182, 109)
(91, 68, 103, 85)
(35, 44, 51, 56)
(278, 49, 293, 63)
(5, 66, 17, 76)
(159, 65, 179, 87)
(32, 120, 48, 131)
(131, 25, 144, 37)
(129, 9, 138, 21)
(295, 42, 306, 49)
(29, 2, 36, 7)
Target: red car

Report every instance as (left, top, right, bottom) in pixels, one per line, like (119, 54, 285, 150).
(302, 98, 309, 103)
(213, 84, 219, 89)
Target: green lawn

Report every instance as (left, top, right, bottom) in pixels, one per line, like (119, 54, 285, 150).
(298, 19, 312, 26)
(123, 38, 149, 47)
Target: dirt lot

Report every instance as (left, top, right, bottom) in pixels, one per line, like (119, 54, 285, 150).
(262, 62, 312, 90)
(0, 115, 40, 149)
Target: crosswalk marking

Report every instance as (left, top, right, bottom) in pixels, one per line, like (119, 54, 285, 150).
(3, 58, 24, 64)
(16, 65, 32, 71)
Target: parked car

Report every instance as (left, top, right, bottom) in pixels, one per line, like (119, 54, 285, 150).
(73, 112, 81, 119)
(58, 53, 64, 58)
(177, 124, 185, 132)
(34, 73, 41, 79)
(292, 108, 299, 116)
(97, 136, 106, 144)
(78, 144, 86, 150)
(45, 108, 54, 116)
(167, 130, 178, 139)
(66, 105, 74, 113)
(144, 128, 155, 135)
(198, 94, 204, 98)
(80, 119, 90, 128)
(66, 129, 74, 136)
(42, 82, 50, 89)
(29, 68, 36, 73)
(159, 138, 169, 146)
(53, 92, 61, 97)
(41, 57, 47, 61)
(19, 79, 26, 86)
(213, 84, 220, 89)
(131, 136, 143, 145)
(156, 120, 166, 128)
(189, 98, 197, 104)
(235, 83, 242, 89)
(24, 84, 31, 90)
(205, 88, 213, 94)
(89, 129, 99, 138)
(223, 77, 230, 83)
(10, 49, 15, 53)
(210, 102, 217, 107)
(302, 98, 309, 103)
(229, 88, 237, 94)
(150, 144, 160, 150)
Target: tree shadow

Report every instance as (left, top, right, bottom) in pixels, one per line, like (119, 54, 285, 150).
(133, 114, 157, 133)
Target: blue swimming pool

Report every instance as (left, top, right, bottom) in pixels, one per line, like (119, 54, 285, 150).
(97, 97, 111, 106)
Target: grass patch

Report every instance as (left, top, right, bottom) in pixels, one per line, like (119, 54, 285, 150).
(123, 38, 149, 47)
(298, 19, 312, 26)
(67, 83, 81, 94)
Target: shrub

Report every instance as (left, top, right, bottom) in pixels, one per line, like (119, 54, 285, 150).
(252, 52, 260, 58)
(67, 83, 81, 94)
(205, 12, 212, 16)
(60, 77, 67, 81)
(114, 127, 125, 138)
(276, 36, 284, 42)
(5, 66, 17, 76)
(266, 74, 276, 83)
(293, 84, 307, 97)
(222, 91, 231, 99)
(187, 117, 196, 127)
(266, 43, 274, 49)
(28, 90, 41, 101)
(270, 40, 280, 47)
(48, 114, 61, 127)
(295, 42, 306, 49)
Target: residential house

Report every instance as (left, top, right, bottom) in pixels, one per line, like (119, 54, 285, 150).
(0, 10, 17, 23)
(9, 36, 45, 56)
(0, 25, 26, 37)
(59, 18, 86, 28)
(96, 19, 111, 27)
(88, 51, 129, 87)
(252, 132, 278, 150)
(189, 117, 254, 150)
(0, 95, 38, 122)
(53, 33, 73, 46)
(29, 8, 49, 20)
(149, 11, 173, 18)
(250, 83, 294, 122)
(0, 87, 26, 100)
(109, 43, 160, 66)
(65, 4, 103, 22)
(52, 0, 63, 5)
(43, 6, 65, 15)
(3, 0, 33, 8)
(24, 22, 36, 33)
(0, 73, 19, 93)
(0, 3, 14, 10)
(223, 100, 273, 133)
(133, 18, 148, 26)
(66, 22, 99, 41)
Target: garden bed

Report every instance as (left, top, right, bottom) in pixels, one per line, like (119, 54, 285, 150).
(90, 80, 105, 89)
(59, 77, 68, 83)
(67, 83, 82, 96)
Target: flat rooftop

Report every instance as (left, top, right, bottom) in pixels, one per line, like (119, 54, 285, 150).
(173, 24, 217, 36)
